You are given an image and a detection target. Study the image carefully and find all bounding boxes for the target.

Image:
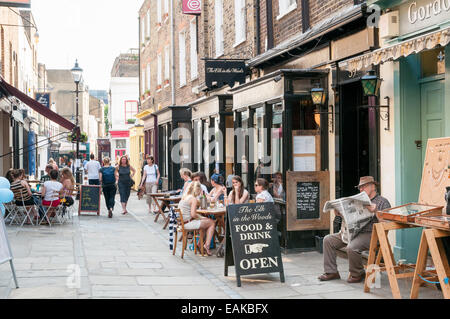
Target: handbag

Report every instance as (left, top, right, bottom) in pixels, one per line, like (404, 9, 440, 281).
(154, 165, 163, 190)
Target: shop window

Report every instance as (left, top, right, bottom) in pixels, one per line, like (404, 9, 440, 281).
(291, 97, 319, 131)
(239, 110, 250, 188)
(271, 103, 283, 178)
(421, 47, 445, 78)
(253, 107, 268, 179)
(177, 122, 191, 168)
(116, 139, 126, 149)
(193, 120, 203, 171)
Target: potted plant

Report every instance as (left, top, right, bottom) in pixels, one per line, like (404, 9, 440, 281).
(127, 119, 136, 124)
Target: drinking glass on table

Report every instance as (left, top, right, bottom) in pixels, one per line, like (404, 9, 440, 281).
(210, 200, 216, 209)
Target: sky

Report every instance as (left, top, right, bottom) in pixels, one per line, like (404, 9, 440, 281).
(31, 0, 143, 90)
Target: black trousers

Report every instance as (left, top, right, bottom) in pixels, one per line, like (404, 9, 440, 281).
(89, 179, 100, 185)
(102, 184, 116, 211)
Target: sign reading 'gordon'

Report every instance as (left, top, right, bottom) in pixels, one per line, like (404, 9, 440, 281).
(399, 0, 450, 35)
(224, 202, 285, 287)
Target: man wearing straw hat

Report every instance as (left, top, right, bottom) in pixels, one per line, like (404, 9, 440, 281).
(318, 176, 391, 284)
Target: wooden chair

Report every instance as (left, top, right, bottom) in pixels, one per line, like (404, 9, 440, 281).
(172, 208, 204, 258)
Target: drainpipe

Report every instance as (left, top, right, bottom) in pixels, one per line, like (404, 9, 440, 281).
(138, 15, 142, 112)
(256, 0, 261, 55)
(171, 0, 176, 106)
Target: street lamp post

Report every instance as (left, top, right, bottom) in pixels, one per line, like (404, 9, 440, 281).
(71, 60, 83, 188)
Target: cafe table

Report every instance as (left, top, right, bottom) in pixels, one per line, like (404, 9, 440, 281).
(197, 207, 227, 248)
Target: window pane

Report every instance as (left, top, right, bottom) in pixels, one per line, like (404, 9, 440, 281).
(271, 103, 283, 176)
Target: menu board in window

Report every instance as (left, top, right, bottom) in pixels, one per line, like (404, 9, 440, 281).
(286, 171, 330, 231)
(292, 130, 320, 172)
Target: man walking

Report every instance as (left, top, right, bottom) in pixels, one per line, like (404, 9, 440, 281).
(318, 176, 391, 283)
(84, 154, 101, 185)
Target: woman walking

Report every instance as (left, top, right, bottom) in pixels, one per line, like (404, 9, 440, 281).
(115, 155, 136, 215)
(100, 157, 116, 218)
(140, 155, 160, 214)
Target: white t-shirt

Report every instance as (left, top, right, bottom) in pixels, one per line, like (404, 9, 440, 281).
(85, 160, 101, 179)
(43, 181, 63, 201)
(144, 164, 158, 183)
(256, 190, 274, 203)
(201, 184, 209, 195)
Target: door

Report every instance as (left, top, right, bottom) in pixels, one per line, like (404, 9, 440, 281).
(421, 80, 445, 163)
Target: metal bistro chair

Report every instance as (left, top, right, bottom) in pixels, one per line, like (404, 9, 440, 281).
(39, 191, 64, 227)
(172, 208, 204, 259)
(3, 201, 17, 225)
(15, 192, 37, 227)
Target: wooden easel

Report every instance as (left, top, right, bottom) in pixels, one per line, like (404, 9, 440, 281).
(411, 228, 450, 299)
(364, 221, 420, 299)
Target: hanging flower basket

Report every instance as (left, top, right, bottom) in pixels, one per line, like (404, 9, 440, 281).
(127, 119, 136, 124)
(67, 130, 88, 143)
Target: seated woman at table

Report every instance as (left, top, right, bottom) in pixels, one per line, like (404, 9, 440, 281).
(60, 168, 75, 208)
(271, 172, 285, 200)
(255, 178, 274, 203)
(40, 169, 63, 207)
(178, 181, 216, 256)
(226, 175, 249, 205)
(208, 174, 226, 204)
(10, 169, 38, 222)
(178, 168, 192, 196)
(5, 168, 14, 184)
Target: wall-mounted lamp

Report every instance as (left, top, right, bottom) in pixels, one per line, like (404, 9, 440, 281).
(311, 84, 334, 133)
(359, 71, 390, 131)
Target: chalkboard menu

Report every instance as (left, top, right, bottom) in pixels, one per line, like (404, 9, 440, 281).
(224, 202, 285, 287)
(296, 182, 320, 220)
(78, 185, 101, 216)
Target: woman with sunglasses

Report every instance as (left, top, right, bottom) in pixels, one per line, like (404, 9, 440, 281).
(226, 175, 249, 205)
(254, 178, 274, 203)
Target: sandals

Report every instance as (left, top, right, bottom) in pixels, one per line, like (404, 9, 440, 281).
(203, 245, 213, 256)
(122, 211, 128, 215)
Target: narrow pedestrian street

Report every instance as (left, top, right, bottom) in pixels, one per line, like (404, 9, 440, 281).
(0, 192, 443, 299)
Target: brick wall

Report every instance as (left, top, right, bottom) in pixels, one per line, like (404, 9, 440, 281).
(139, 0, 258, 112)
(258, 0, 355, 55)
(0, 8, 20, 84)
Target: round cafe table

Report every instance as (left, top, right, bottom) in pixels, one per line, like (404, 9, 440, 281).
(157, 196, 182, 229)
(197, 207, 227, 249)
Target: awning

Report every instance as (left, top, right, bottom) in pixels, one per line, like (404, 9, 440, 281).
(339, 26, 450, 72)
(0, 77, 76, 131)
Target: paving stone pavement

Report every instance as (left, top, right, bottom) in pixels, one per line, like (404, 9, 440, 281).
(0, 192, 444, 299)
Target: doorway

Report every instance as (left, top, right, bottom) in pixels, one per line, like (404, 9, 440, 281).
(339, 80, 379, 197)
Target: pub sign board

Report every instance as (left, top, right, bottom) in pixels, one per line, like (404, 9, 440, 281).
(182, 0, 201, 15)
(205, 59, 246, 90)
(224, 202, 285, 287)
(78, 185, 101, 216)
(35, 93, 50, 108)
(0, 0, 31, 7)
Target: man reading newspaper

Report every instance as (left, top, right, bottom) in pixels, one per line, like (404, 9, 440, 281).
(318, 176, 391, 283)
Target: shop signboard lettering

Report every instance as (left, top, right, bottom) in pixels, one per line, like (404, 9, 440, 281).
(224, 202, 285, 287)
(205, 59, 246, 89)
(399, 0, 450, 35)
(78, 185, 101, 216)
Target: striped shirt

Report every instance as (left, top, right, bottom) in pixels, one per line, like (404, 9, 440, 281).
(10, 180, 31, 202)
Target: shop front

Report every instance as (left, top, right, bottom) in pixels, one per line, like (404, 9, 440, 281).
(189, 95, 234, 180)
(340, 0, 450, 262)
(109, 130, 130, 163)
(97, 138, 111, 164)
(230, 69, 331, 250)
(129, 125, 145, 190)
(153, 106, 191, 191)
(137, 109, 157, 160)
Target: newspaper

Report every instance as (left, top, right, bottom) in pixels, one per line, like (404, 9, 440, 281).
(323, 192, 373, 243)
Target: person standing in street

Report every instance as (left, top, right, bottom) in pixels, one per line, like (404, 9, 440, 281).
(115, 155, 136, 215)
(140, 155, 160, 214)
(99, 157, 116, 218)
(84, 154, 101, 185)
(318, 176, 391, 284)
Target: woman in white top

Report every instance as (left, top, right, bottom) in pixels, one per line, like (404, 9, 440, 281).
(255, 178, 274, 203)
(178, 181, 216, 256)
(226, 175, 249, 205)
(41, 169, 63, 207)
(140, 155, 161, 214)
